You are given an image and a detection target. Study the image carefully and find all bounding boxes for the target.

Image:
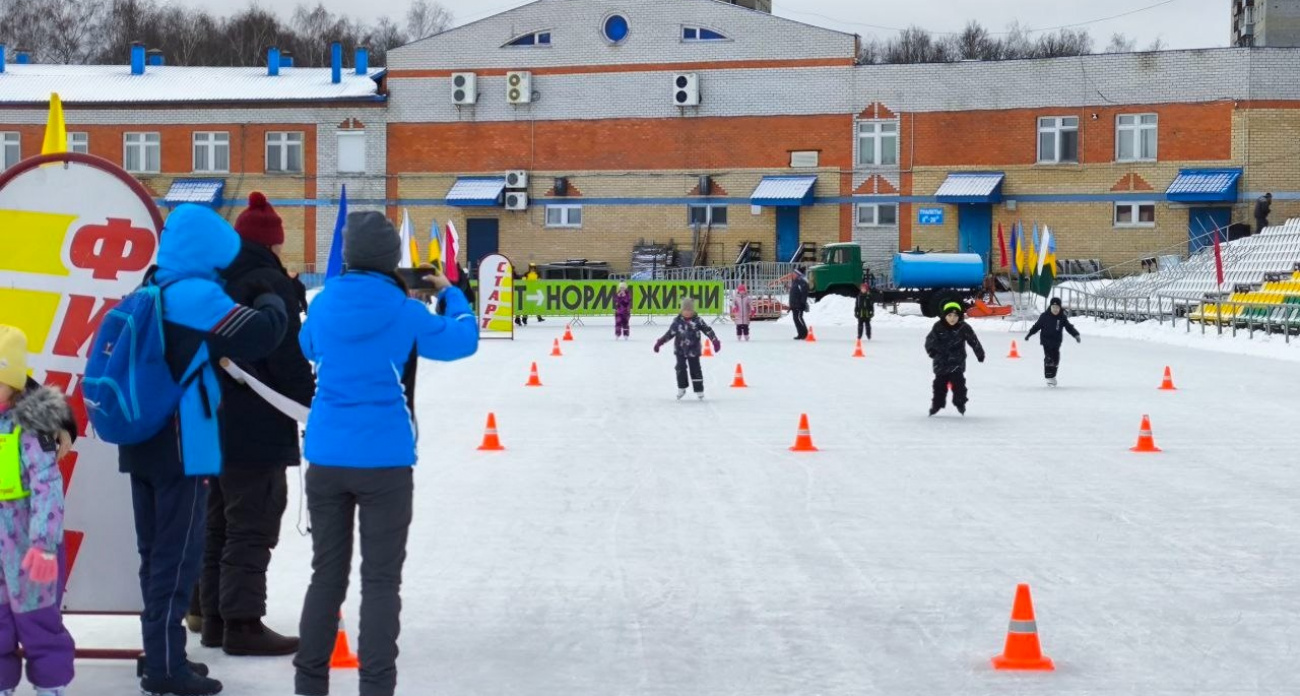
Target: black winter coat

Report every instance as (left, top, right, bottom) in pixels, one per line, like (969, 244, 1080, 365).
(854, 294, 875, 320)
(1025, 309, 1080, 348)
(789, 276, 810, 313)
(1254, 196, 1272, 223)
(217, 241, 316, 467)
(925, 319, 985, 375)
(656, 315, 719, 358)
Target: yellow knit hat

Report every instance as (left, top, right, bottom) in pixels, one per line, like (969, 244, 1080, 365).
(0, 325, 29, 391)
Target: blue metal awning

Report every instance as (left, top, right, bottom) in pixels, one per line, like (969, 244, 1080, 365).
(446, 177, 506, 207)
(163, 179, 225, 207)
(1166, 169, 1242, 203)
(750, 176, 817, 207)
(935, 172, 1004, 204)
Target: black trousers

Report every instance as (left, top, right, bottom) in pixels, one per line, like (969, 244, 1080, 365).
(675, 354, 704, 393)
(735, 324, 750, 339)
(931, 372, 968, 409)
(295, 466, 414, 696)
(200, 465, 289, 621)
(1257, 217, 1269, 234)
(792, 311, 807, 339)
(1044, 345, 1061, 379)
(857, 318, 872, 340)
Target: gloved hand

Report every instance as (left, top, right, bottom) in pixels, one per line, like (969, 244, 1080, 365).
(653, 342, 662, 353)
(977, 354, 986, 363)
(712, 339, 722, 353)
(1024, 335, 1032, 341)
(22, 548, 57, 585)
(1075, 335, 1082, 344)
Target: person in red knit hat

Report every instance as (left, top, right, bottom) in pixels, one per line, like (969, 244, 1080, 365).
(191, 192, 316, 657)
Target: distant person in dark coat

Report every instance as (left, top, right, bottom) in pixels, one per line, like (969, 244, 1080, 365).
(1255, 192, 1273, 233)
(925, 302, 985, 416)
(1025, 297, 1081, 388)
(854, 282, 874, 341)
(789, 269, 810, 340)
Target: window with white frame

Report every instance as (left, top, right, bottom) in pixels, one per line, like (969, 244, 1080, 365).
(855, 202, 898, 227)
(1, 132, 19, 170)
(192, 132, 230, 173)
(67, 132, 89, 155)
(857, 121, 898, 166)
(124, 132, 161, 173)
(336, 132, 366, 174)
(1116, 114, 1157, 162)
(1114, 202, 1156, 227)
(266, 132, 304, 173)
(545, 204, 583, 228)
(1037, 116, 1079, 164)
(687, 204, 728, 227)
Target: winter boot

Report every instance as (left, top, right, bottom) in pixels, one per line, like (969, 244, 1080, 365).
(1047, 377, 1058, 388)
(677, 389, 686, 400)
(185, 613, 202, 634)
(200, 616, 225, 649)
(138, 657, 209, 678)
(140, 670, 223, 696)
(956, 403, 966, 415)
(222, 619, 300, 657)
(928, 405, 942, 417)
(696, 392, 705, 400)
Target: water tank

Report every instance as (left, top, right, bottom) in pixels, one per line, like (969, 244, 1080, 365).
(891, 253, 986, 289)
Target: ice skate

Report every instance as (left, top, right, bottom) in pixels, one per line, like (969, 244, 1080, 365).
(697, 392, 705, 400)
(1047, 377, 1058, 387)
(957, 404, 966, 415)
(677, 389, 686, 400)
(929, 405, 942, 417)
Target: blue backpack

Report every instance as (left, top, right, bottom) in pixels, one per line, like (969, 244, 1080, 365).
(84, 278, 186, 445)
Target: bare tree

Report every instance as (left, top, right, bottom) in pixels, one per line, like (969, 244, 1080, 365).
(953, 20, 1000, 61)
(883, 26, 952, 64)
(406, 0, 453, 42)
(1105, 33, 1138, 54)
(1034, 28, 1093, 58)
(1000, 20, 1035, 60)
(366, 16, 408, 66)
(1145, 37, 1166, 52)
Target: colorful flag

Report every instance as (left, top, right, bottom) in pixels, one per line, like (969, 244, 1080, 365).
(996, 223, 1008, 269)
(398, 209, 416, 268)
(325, 185, 348, 279)
(1026, 223, 1039, 287)
(41, 93, 67, 155)
(1035, 226, 1057, 298)
(444, 220, 461, 282)
(427, 218, 442, 267)
(1213, 225, 1225, 287)
(1013, 221, 1026, 279)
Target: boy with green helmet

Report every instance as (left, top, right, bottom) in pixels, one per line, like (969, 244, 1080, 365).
(924, 302, 986, 416)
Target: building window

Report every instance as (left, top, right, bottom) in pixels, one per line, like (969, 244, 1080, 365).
(603, 14, 630, 44)
(505, 31, 551, 47)
(682, 26, 728, 41)
(266, 132, 304, 173)
(1114, 202, 1157, 227)
(336, 132, 366, 174)
(856, 203, 898, 227)
(1038, 116, 1079, 164)
(124, 132, 161, 174)
(687, 204, 727, 227)
(856, 121, 898, 166)
(67, 132, 89, 154)
(1, 132, 19, 170)
(1116, 114, 1157, 162)
(545, 205, 583, 228)
(192, 132, 230, 173)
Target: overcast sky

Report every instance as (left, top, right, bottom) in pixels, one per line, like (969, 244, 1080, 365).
(162, 0, 1227, 51)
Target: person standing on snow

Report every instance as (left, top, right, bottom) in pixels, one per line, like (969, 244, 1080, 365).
(294, 212, 478, 696)
(199, 193, 315, 657)
(925, 302, 985, 416)
(118, 204, 289, 696)
(788, 269, 810, 340)
(614, 282, 632, 339)
(1024, 297, 1081, 388)
(1255, 192, 1272, 234)
(854, 282, 875, 341)
(654, 298, 721, 400)
(731, 284, 753, 341)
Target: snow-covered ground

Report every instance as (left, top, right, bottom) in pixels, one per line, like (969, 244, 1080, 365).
(68, 307, 1300, 695)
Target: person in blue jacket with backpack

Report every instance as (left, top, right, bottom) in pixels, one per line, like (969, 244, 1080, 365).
(294, 211, 478, 696)
(110, 205, 288, 696)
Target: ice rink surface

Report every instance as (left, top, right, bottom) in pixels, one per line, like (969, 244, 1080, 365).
(70, 307, 1300, 695)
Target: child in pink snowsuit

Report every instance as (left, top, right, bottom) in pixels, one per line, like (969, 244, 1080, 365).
(731, 285, 753, 341)
(614, 283, 632, 339)
(0, 326, 76, 696)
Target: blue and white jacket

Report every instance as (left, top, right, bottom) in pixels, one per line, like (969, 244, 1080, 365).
(301, 272, 479, 469)
(118, 205, 288, 480)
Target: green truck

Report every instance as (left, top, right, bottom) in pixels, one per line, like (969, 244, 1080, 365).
(808, 243, 992, 317)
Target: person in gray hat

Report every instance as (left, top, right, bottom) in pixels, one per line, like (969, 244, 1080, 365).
(294, 211, 479, 696)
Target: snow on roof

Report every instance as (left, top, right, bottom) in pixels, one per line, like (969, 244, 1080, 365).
(0, 64, 386, 105)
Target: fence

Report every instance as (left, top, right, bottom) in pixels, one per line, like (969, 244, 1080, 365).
(610, 262, 803, 297)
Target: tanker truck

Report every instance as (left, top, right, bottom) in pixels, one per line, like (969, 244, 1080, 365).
(808, 243, 1000, 317)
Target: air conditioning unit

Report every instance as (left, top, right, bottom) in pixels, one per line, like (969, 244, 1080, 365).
(505, 170, 528, 189)
(451, 72, 477, 105)
(673, 73, 700, 106)
(505, 191, 529, 210)
(506, 71, 532, 104)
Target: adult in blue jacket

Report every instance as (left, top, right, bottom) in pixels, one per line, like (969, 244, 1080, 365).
(118, 204, 288, 696)
(294, 211, 478, 696)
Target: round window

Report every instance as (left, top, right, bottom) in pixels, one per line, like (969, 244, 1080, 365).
(603, 14, 630, 44)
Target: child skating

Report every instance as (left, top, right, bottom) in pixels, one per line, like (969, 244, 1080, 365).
(731, 285, 752, 341)
(854, 283, 874, 341)
(614, 282, 632, 339)
(654, 299, 721, 400)
(1024, 297, 1081, 387)
(924, 302, 985, 416)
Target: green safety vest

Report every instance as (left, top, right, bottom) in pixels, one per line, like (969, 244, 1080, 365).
(0, 427, 30, 502)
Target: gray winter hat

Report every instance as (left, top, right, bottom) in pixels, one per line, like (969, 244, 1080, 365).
(343, 211, 402, 272)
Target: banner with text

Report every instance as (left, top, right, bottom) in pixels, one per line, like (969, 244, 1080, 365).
(476, 254, 514, 339)
(516, 281, 725, 317)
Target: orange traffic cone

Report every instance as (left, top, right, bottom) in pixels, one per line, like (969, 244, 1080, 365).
(991, 584, 1054, 671)
(525, 362, 543, 387)
(331, 612, 360, 669)
(1158, 366, 1176, 391)
(789, 414, 818, 452)
(1131, 414, 1161, 453)
(550, 339, 564, 357)
(562, 325, 575, 341)
(852, 339, 866, 358)
(1008, 341, 1022, 359)
(702, 338, 714, 357)
(730, 364, 748, 389)
(806, 327, 817, 343)
(477, 413, 505, 451)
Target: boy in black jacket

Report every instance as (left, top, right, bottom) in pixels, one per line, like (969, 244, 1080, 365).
(854, 282, 874, 340)
(654, 299, 721, 400)
(925, 302, 985, 416)
(1025, 297, 1081, 387)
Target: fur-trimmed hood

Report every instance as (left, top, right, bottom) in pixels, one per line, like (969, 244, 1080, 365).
(12, 385, 75, 438)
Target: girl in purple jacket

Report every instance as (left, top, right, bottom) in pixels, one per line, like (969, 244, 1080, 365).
(614, 282, 632, 339)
